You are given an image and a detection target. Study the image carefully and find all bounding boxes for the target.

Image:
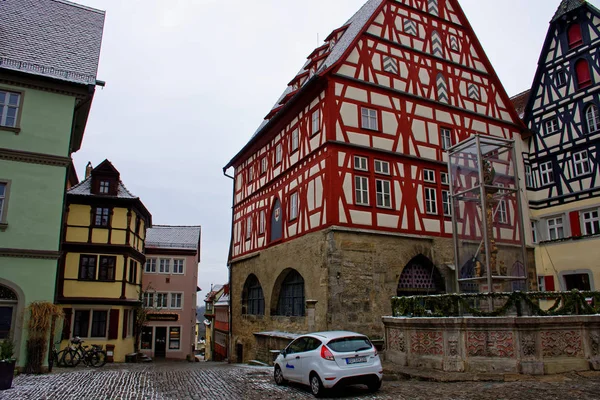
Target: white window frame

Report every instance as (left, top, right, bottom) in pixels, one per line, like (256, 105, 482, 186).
(573, 150, 591, 177)
(99, 180, 110, 194)
(275, 143, 283, 165)
(498, 197, 508, 224)
(442, 190, 451, 216)
(547, 217, 564, 241)
(247, 165, 254, 183)
(425, 187, 437, 215)
(424, 169, 436, 183)
(311, 110, 320, 135)
(170, 293, 183, 309)
(582, 209, 600, 236)
(355, 176, 369, 206)
(540, 161, 554, 186)
(440, 128, 452, 151)
(374, 160, 390, 175)
(172, 259, 184, 274)
(531, 221, 538, 244)
(0, 90, 21, 128)
(291, 128, 299, 152)
(156, 292, 169, 309)
(245, 216, 252, 239)
(354, 156, 368, 171)
(143, 292, 155, 308)
(361, 107, 378, 130)
(440, 172, 449, 185)
(586, 104, 599, 133)
(545, 118, 559, 135)
(375, 179, 392, 208)
(289, 192, 299, 220)
(260, 157, 267, 175)
(259, 210, 266, 235)
(159, 258, 170, 274)
(525, 165, 534, 188)
(0, 180, 11, 225)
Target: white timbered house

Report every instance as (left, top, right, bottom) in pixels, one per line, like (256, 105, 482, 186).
(516, 0, 600, 293)
(224, 0, 531, 363)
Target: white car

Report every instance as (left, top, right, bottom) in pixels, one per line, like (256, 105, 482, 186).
(273, 331, 383, 397)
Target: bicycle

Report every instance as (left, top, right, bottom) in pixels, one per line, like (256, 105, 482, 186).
(65, 337, 107, 368)
(48, 340, 74, 371)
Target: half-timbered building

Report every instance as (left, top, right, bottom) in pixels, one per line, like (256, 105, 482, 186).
(519, 0, 600, 293)
(224, 0, 532, 363)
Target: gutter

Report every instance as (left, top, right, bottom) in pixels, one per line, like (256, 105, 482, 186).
(223, 167, 235, 363)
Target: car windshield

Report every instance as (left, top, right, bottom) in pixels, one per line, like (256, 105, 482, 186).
(327, 336, 372, 352)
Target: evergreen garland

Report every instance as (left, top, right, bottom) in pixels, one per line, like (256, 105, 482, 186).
(391, 290, 600, 318)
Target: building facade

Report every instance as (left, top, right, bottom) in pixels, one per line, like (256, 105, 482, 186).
(0, 0, 104, 368)
(213, 285, 229, 362)
(203, 284, 223, 362)
(57, 160, 151, 362)
(224, 0, 534, 363)
(518, 0, 600, 292)
(140, 225, 201, 360)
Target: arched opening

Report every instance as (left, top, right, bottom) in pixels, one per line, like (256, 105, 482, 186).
(241, 274, 265, 316)
(397, 254, 446, 296)
(270, 198, 283, 243)
(0, 283, 18, 340)
(575, 59, 592, 89)
(568, 23, 583, 48)
(273, 269, 305, 317)
(459, 258, 479, 293)
(586, 104, 599, 133)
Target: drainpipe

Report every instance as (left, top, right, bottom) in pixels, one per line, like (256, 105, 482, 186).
(223, 167, 235, 363)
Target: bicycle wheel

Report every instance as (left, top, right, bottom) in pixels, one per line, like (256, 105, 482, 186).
(89, 350, 107, 368)
(56, 349, 69, 367)
(63, 348, 80, 367)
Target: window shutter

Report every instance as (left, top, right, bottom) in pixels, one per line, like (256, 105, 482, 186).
(122, 310, 129, 339)
(569, 211, 581, 237)
(544, 276, 556, 292)
(568, 24, 583, 48)
(108, 309, 120, 340)
(62, 308, 72, 340)
(576, 59, 592, 88)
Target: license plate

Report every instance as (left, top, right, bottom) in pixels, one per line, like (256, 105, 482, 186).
(346, 356, 367, 364)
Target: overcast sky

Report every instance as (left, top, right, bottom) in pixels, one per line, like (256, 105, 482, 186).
(70, 0, 599, 305)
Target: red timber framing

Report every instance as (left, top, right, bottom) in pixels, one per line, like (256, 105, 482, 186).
(225, 0, 527, 260)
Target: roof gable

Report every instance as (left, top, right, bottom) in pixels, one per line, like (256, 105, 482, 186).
(145, 225, 202, 251)
(553, 0, 586, 22)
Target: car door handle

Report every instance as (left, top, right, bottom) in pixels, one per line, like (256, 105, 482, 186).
(295, 356, 300, 359)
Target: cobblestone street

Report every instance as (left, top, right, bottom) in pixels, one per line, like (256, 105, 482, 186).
(1, 362, 599, 400)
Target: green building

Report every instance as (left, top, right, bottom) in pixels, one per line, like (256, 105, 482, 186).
(0, 0, 105, 369)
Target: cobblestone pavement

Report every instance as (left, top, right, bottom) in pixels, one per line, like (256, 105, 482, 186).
(1, 362, 600, 400)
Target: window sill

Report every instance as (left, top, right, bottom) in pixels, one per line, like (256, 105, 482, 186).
(0, 126, 20, 135)
(0, 223, 7, 232)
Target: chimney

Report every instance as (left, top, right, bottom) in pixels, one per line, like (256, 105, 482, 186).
(85, 162, 93, 179)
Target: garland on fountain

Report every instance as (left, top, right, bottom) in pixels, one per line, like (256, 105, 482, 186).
(391, 290, 600, 318)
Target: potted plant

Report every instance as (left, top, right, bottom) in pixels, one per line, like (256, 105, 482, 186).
(0, 339, 16, 390)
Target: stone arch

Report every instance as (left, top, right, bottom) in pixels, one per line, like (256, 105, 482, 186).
(271, 269, 305, 317)
(241, 274, 265, 315)
(0, 278, 25, 359)
(269, 198, 283, 243)
(397, 254, 446, 296)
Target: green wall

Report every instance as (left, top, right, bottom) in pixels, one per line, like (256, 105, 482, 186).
(0, 83, 75, 157)
(0, 160, 66, 251)
(0, 258, 57, 367)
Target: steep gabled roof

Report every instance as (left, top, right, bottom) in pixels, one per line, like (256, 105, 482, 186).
(146, 225, 202, 251)
(510, 90, 531, 120)
(0, 0, 105, 85)
(552, 0, 586, 22)
(68, 176, 137, 199)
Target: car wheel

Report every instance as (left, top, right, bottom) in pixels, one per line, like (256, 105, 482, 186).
(274, 365, 286, 386)
(367, 378, 382, 392)
(310, 373, 326, 398)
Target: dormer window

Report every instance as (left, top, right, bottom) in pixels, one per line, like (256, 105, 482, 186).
(99, 180, 110, 194)
(568, 23, 583, 49)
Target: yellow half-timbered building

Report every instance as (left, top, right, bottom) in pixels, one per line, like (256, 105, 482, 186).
(57, 160, 151, 362)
